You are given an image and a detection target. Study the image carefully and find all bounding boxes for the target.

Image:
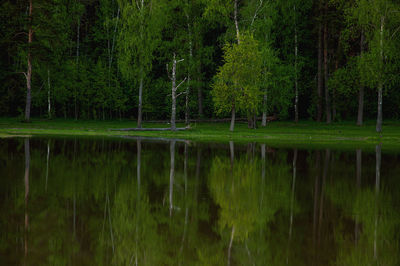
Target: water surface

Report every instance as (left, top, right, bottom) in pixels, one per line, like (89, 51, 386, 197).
(1, 137, 399, 265)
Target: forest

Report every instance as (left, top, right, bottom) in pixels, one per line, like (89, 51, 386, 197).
(1, 0, 400, 132)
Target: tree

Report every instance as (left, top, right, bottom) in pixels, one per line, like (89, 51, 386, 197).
(355, 0, 400, 132)
(118, 0, 164, 128)
(212, 33, 262, 131)
(167, 54, 187, 131)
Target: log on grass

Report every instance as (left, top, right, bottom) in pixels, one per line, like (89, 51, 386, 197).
(111, 127, 190, 131)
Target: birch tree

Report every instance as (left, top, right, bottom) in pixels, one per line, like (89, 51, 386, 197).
(24, 0, 33, 122)
(212, 33, 262, 132)
(355, 0, 400, 132)
(118, 0, 164, 128)
(167, 54, 187, 131)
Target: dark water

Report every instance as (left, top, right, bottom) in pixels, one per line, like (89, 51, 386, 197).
(1, 137, 399, 265)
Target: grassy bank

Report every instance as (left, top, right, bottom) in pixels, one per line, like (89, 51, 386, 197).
(0, 118, 399, 150)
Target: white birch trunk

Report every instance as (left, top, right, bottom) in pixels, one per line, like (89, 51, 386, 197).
(294, 5, 299, 123)
(171, 55, 177, 131)
(234, 0, 240, 44)
(138, 76, 143, 128)
(168, 54, 185, 131)
(262, 90, 267, 126)
(376, 16, 384, 133)
(75, 16, 80, 120)
(185, 11, 193, 126)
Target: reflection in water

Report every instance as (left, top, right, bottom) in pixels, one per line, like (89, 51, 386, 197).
(24, 138, 30, 262)
(169, 140, 176, 217)
(0, 138, 399, 265)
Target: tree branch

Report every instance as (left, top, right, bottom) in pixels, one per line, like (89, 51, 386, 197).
(166, 64, 172, 80)
(176, 91, 187, 98)
(177, 58, 185, 64)
(176, 77, 187, 90)
(13, 32, 29, 39)
(17, 72, 28, 80)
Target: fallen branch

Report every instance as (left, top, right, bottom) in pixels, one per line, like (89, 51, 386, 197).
(110, 126, 190, 131)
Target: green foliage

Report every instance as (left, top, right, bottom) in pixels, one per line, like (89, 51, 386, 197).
(212, 33, 262, 116)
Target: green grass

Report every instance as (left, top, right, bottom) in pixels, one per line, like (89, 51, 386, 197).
(0, 117, 399, 151)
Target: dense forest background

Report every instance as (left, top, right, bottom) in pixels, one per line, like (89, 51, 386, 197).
(1, 0, 399, 126)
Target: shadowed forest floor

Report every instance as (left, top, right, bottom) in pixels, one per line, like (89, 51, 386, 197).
(0, 118, 399, 151)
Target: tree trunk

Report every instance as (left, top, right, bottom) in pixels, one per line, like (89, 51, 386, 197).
(198, 79, 203, 117)
(230, 103, 235, 132)
(357, 31, 365, 126)
(376, 16, 384, 133)
(75, 17, 80, 121)
(234, 0, 240, 44)
(25, 0, 33, 122)
(138, 76, 143, 128)
(323, 21, 331, 124)
(332, 59, 338, 121)
(317, 16, 323, 122)
(185, 10, 193, 126)
(294, 4, 299, 123)
(262, 90, 267, 126)
(171, 55, 177, 131)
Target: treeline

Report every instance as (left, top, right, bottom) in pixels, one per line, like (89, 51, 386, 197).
(1, 0, 399, 131)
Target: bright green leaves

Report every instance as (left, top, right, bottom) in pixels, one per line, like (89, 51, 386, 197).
(117, 0, 165, 82)
(212, 33, 262, 116)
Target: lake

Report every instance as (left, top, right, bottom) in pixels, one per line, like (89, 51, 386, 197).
(1, 137, 399, 265)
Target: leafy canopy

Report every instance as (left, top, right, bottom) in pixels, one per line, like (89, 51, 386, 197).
(212, 32, 262, 116)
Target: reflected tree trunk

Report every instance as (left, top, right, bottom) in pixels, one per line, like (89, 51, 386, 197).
(137, 139, 141, 194)
(135, 138, 141, 265)
(318, 149, 330, 243)
(180, 143, 189, 256)
(229, 141, 234, 168)
(261, 144, 265, 205)
(355, 149, 362, 244)
(24, 139, 30, 259)
(45, 139, 50, 192)
(195, 148, 201, 204)
(73, 193, 76, 236)
(169, 140, 176, 216)
(313, 150, 321, 262)
(47, 69, 51, 118)
(374, 144, 381, 259)
(228, 226, 235, 266)
(287, 149, 298, 264)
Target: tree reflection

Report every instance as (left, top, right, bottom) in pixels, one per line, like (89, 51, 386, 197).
(327, 145, 399, 266)
(24, 138, 30, 262)
(209, 144, 293, 265)
(2, 138, 400, 265)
